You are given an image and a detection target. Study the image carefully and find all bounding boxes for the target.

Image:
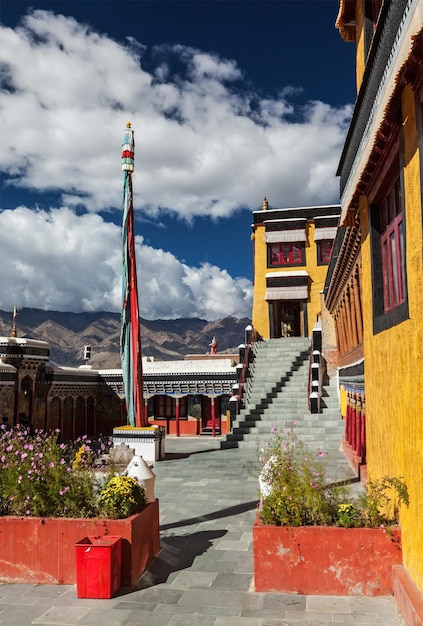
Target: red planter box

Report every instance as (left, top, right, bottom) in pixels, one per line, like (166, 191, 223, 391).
(253, 513, 402, 596)
(0, 500, 160, 587)
(75, 535, 122, 599)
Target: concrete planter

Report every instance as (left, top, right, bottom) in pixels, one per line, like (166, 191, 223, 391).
(253, 513, 402, 596)
(0, 500, 160, 587)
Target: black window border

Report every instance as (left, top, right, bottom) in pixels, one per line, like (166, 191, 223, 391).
(316, 239, 333, 266)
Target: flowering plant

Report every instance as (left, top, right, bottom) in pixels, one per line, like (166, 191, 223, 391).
(256, 423, 408, 528)
(97, 475, 146, 519)
(0, 426, 115, 518)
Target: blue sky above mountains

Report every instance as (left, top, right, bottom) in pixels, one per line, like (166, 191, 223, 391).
(0, 1, 355, 320)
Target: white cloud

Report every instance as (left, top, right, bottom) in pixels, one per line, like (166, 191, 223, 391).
(0, 9, 352, 219)
(0, 9, 352, 320)
(0, 206, 253, 319)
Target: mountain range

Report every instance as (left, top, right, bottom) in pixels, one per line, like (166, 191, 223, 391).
(0, 308, 251, 368)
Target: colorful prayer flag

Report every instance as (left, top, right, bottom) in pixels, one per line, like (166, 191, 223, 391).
(120, 123, 144, 427)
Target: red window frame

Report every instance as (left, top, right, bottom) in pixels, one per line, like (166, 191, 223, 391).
(380, 178, 405, 312)
(318, 239, 333, 264)
(156, 396, 187, 418)
(270, 242, 303, 266)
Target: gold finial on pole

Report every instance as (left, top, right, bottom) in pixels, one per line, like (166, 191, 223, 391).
(262, 196, 269, 211)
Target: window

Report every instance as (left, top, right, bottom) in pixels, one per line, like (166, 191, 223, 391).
(317, 239, 333, 265)
(269, 242, 304, 266)
(156, 396, 187, 418)
(370, 166, 408, 334)
(380, 179, 405, 312)
(363, 0, 383, 59)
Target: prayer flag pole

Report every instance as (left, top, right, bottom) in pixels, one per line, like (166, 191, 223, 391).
(120, 122, 145, 427)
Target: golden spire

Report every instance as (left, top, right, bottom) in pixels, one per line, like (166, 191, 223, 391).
(11, 305, 18, 337)
(262, 196, 269, 211)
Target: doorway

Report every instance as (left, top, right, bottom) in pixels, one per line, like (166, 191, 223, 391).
(269, 301, 305, 338)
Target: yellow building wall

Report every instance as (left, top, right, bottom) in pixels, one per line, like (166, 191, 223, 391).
(360, 86, 423, 590)
(355, 0, 366, 92)
(251, 222, 329, 340)
(306, 223, 329, 330)
(251, 225, 270, 338)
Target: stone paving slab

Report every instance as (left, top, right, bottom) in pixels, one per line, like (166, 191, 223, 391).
(0, 436, 405, 625)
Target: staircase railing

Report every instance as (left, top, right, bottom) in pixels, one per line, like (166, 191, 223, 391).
(308, 318, 324, 413)
(229, 325, 261, 428)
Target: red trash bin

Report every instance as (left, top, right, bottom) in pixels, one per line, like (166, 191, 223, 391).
(75, 535, 122, 598)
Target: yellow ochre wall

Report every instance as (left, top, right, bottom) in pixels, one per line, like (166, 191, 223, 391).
(252, 222, 329, 339)
(355, 0, 366, 92)
(252, 224, 270, 338)
(360, 86, 423, 590)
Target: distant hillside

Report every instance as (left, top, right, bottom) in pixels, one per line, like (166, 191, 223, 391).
(0, 308, 251, 368)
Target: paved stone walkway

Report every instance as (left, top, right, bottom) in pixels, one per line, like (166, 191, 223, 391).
(0, 436, 405, 625)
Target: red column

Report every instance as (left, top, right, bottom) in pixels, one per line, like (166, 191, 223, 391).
(175, 397, 180, 437)
(361, 397, 366, 464)
(355, 396, 362, 456)
(347, 392, 353, 445)
(211, 397, 216, 437)
(345, 393, 351, 442)
(350, 393, 356, 451)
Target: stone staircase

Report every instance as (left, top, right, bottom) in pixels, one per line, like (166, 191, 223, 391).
(221, 338, 355, 482)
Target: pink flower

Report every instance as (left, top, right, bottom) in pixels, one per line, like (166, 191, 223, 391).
(271, 425, 277, 433)
(49, 462, 55, 468)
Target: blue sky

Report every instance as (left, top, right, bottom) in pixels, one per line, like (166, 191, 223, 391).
(0, 1, 356, 320)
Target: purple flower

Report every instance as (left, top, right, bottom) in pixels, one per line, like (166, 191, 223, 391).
(49, 462, 55, 468)
(271, 425, 277, 433)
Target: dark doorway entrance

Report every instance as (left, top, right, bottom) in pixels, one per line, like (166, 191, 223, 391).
(270, 301, 302, 338)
